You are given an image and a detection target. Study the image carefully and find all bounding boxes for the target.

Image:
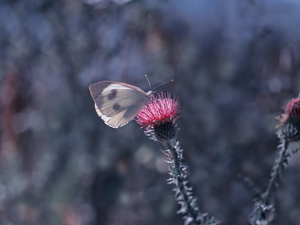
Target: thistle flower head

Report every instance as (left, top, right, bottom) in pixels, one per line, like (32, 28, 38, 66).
(286, 97, 300, 118)
(277, 94, 300, 141)
(135, 92, 180, 142)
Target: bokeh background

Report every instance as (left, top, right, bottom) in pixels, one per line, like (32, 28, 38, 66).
(1, 0, 300, 224)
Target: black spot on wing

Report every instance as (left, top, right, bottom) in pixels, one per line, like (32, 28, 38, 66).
(107, 89, 117, 100)
(113, 103, 121, 111)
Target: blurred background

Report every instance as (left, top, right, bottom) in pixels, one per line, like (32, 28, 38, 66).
(1, 0, 300, 224)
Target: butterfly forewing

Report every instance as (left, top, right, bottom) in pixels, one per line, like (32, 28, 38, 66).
(89, 81, 151, 128)
(89, 81, 146, 99)
(95, 89, 146, 116)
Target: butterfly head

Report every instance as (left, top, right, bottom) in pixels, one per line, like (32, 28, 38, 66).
(146, 90, 153, 96)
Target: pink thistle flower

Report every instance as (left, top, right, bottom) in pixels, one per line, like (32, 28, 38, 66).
(277, 94, 300, 141)
(135, 92, 180, 141)
(277, 96, 300, 126)
(286, 98, 300, 119)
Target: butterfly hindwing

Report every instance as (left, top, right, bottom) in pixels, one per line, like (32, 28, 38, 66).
(89, 81, 151, 128)
(97, 101, 146, 128)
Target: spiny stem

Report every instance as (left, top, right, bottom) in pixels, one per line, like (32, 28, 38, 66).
(166, 140, 200, 224)
(250, 139, 290, 224)
(263, 139, 289, 204)
(163, 140, 219, 225)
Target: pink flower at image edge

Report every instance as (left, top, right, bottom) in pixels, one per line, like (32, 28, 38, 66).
(277, 95, 300, 127)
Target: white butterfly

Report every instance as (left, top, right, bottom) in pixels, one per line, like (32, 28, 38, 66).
(89, 81, 152, 128)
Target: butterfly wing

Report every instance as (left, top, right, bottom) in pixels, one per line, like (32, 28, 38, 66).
(89, 81, 151, 128)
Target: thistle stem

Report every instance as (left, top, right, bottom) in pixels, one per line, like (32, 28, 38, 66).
(165, 139, 200, 224)
(250, 139, 291, 224)
(163, 139, 219, 225)
(263, 139, 290, 204)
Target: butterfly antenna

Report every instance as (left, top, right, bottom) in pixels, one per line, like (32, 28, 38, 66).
(145, 74, 152, 90)
(152, 79, 174, 91)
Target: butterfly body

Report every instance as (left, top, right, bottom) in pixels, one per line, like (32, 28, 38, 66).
(89, 81, 152, 128)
